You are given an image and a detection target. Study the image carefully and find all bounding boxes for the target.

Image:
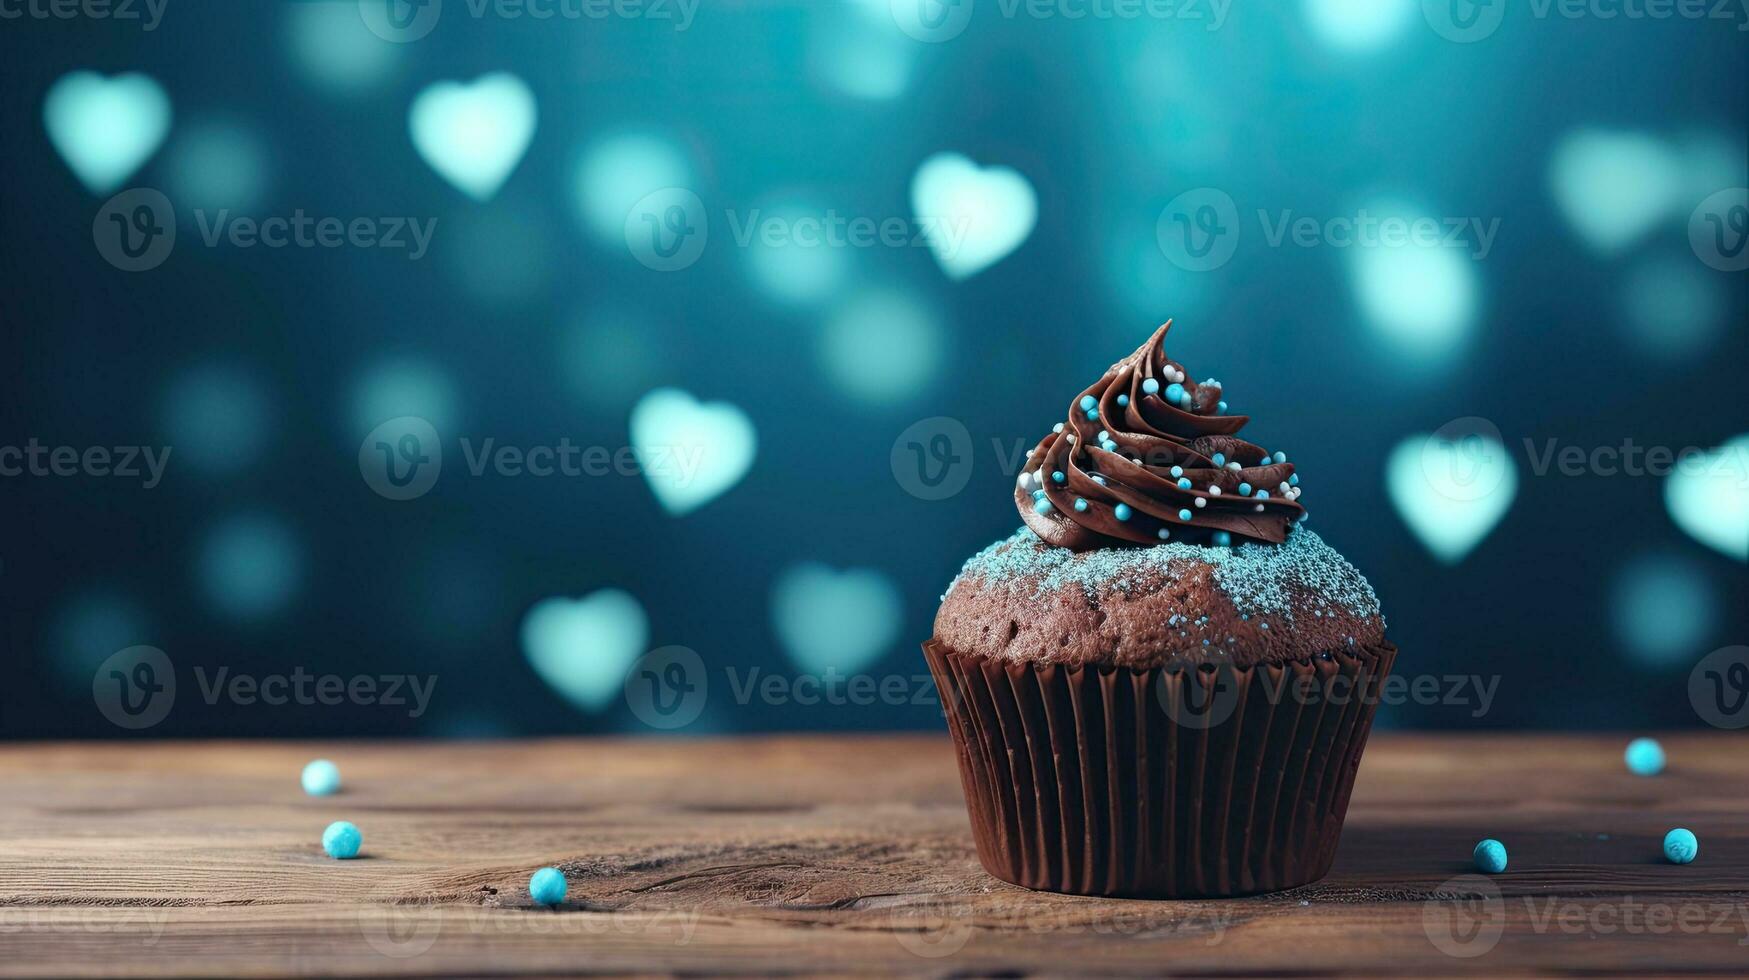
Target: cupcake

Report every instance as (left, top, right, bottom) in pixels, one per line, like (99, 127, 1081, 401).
(923, 321, 1394, 898)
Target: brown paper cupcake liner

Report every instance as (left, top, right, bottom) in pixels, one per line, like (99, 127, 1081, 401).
(923, 639, 1397, 898)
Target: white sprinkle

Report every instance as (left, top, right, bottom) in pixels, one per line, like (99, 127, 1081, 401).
(1194, 497, 1206, 508)
(1209, 486, 1222, 496)
(1226, 462, 1241, 471)
(1053, 423, 1064, 433)
(1157, 528, 1170, 540)
(1255, 504, 1265, 512)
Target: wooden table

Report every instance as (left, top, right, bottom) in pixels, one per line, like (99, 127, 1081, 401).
(0, 735, 1744, 977)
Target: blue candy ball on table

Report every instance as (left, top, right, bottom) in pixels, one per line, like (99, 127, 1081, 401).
(1473, 838, 1508, 874)
(1663, 828, 1698, 864)
(322, 820, 362, 860)
(529, 866, 567, 906)
(1623, 737, 1665, 776)
(301, 759, 341, 796)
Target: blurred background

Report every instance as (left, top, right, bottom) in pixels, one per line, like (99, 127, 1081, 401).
(1, 0, 1743, 738)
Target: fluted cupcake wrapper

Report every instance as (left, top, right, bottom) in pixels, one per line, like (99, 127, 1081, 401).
(923, 639, 1397, 898)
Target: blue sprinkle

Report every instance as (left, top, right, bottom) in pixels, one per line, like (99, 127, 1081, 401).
(1624, 737, 1665, 776)
(1085, 408, 1099, 421)
(1170, 465, 1184, 478)
(1473, 839, 1507, 874)
(1033, 496, 1053, 515)
(1290, 474, 1299, 486)
(1165, 382, 1186, 405)
(1156, 528, 1170, 540)
(1212, 453, 1225, 466)
(1240, 613, 1249, 620)
(1213, 531, 1232, 547)
(322, 821, 362, 860)
(1259, 458, 1270, 467)
(1052, 471, 1065, 484)
(1177, 478, 1191, 489)
(1114, 503, 1132, 521)
(1257, 490, 1270, 500)
(1073, 497, 1089, 512)
(1274, 451, 1287, 463)
(1239, 483, 1252, 496)
(302, 759, 341, 797)
(1663, 828, 1698, 864)
(1116, 394, 1129, 407)
(1218, 400, 1228, 413)
(1079, 395, 1096, 411)
(529, 866, 567, 906)
(1202, 639, 1210, 646)
(1032, 488, 1045, 499)
(1142, 378, 1160, 395)
(1178, 508, 1192, 521)
(1102, 440, 1118, 453)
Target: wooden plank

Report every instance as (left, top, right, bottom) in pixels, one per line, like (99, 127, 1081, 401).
(0, 735, 1744, 976)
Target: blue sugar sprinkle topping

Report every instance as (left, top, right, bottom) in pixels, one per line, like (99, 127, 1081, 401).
(1177, 478, 1192, 489)
(1114, 503, 1132, 521)
(1290, 474, 1300, 486)
(1074, 497, 1089, 512)
(1033, 497, 1053, 514)
(1117, 394, 1129, 407)
(1212, 453, 1226, 466)
(1085, 408, 1099, 421)
(1170, 465, 1184, 478)
(1239, 483, 1252, 496)
(1178, 508, 1193, 521)
(942, 526, 1384, 630)
(1218, 400, 1228, 413)
(1166, 382, 1186, 405)
(1080, 395, 1096, 411)
(1142, 378, 1160, 395)
(1274, 451, 1287, 464)
(1052, 471, 1065, 484)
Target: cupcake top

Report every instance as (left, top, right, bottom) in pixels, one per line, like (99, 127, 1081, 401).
(1017, 321, 1304, 549)
(935, 525, 1385, 669)
(940, 320, 1384, 669)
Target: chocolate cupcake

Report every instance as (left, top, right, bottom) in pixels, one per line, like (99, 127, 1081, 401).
(924, 322, 1394, 898)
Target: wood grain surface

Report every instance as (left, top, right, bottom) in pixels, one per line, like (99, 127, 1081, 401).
(0, 734, 1744, 977)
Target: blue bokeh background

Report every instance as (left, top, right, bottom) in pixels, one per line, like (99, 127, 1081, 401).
(2, 0, 1744, 737)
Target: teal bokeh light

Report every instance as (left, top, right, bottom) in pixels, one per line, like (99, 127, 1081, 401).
(166, 120, 270, 216)
(743, 199, 853, 306)
(1303, 0, 1416, 52)
(283, 1, 399, 93)
(351, 356, 458, 437)
(1611, 554, 1717, 669)
(819, 287, 944, 405)
(197, 513, 304, 622)
(1346, 199, 1479, 369)
(573, 133, 693, 245)
(49, 589, 150, 690)
(161, 362, 271, 474)
(1621, 253, 1724, 361)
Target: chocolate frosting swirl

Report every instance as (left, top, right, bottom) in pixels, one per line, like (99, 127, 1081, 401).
(1015, 322, 1305, 550)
